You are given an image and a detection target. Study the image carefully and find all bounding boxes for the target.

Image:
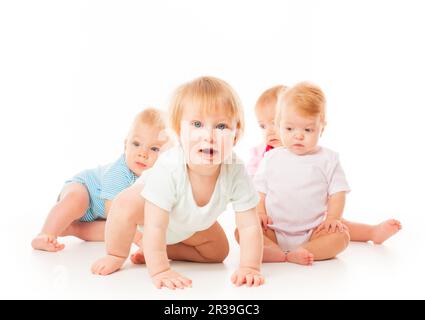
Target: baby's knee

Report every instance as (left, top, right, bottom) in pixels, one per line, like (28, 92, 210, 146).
(62, 189, 89, 208)
(334, 229, 350, 249)
(219, 238, 230, 261)
(114, 189, 133, 205)
(212, 243, 230, 262)
(113, 191, 143, 218)
(206, 237, 230, 262)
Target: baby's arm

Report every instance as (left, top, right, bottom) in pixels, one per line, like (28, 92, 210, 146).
(257, 192, 273, 231)
(232, 208, 264, 287)
(318, 192, 347, 233)
(327, 191, 346, 220)
(143, 200, 191, 290)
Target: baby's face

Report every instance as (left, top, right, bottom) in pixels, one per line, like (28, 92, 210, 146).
(180, 104, 237, 166)
(124, 123, 168, 176)
(278, 104, 323, 156)
(255, 103, 282, 148)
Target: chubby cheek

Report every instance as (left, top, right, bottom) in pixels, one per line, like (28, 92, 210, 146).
(180, 128, 200, 150)
(180, 139, 197, 156)
(148, 154, 159, 168)
(308, 134, 320, 147)
(220, 134, 236, 159)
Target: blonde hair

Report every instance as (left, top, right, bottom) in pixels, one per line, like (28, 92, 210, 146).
(132, 107, 167, 130)
(255, 85, 287, 111)
(169, 76, 245, 142)
(276, 82, 326, 125)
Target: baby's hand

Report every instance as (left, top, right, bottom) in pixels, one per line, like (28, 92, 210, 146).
(231, 267, 264, 287)
(259, 213, 272, 231)
(151, 269, 192, 290)
(316, 219, 347, 233)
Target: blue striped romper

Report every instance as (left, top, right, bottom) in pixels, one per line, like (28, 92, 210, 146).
(64, 154, 138, 222)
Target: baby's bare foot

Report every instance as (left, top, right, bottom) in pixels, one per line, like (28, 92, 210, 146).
(91, 255, 126, 275)
(372, 219, 402, 244)
(130, 249, 146, 264)
(287, 247, 314, 265)
(31, 234, 65, 252)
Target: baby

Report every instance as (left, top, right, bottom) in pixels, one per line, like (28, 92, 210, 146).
(248, 85, 401, 251)
(31, 108, 169, 252)
(92, 76, 264, 289)
(246, 85, 286, 177)
(252, 82, 401, 264)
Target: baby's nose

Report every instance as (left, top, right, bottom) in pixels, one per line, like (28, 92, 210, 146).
(295, 132, 304, 139)
(139, 149, 148, 158)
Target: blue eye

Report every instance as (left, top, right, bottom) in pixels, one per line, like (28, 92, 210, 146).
(192, 120, 202, 128)
(150, 147, 160, 152)
(216, 123, 228, 130)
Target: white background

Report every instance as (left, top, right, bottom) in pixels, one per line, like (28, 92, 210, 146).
(1, 0, 424, 299)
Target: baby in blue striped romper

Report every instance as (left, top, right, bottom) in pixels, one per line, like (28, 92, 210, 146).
(31, 108, 170, 252)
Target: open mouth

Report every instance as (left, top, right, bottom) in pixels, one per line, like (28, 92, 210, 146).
(198, 148, 217, 156)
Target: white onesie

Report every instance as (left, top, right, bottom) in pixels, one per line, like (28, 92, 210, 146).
(137, 145, 259, 244)
(253, 146, 350, 251)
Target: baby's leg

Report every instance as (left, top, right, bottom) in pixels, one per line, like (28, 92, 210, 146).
(60, 220, 106, 241)
(301, 226, 350, 261)
(91, 183, 145, 275)
(235, 227, 310, 263)
(129, 231, 144, 264)
(250, 228, 287, 262)
(31, 183, 90, 252)
(285, 247, 314, 266)
(166, 222, 230, 263)
(261, 229, 313, 265)
(131, 222, 230, 264)
(342, 218, 402, 244)
(235, 227, 286, 262)
(261, 228, 294, 263)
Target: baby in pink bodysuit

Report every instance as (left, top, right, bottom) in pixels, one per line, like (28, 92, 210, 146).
(246, 85, 286, 178)
(241, 84, 402, 265)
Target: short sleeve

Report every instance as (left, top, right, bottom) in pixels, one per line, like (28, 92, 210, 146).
(327, 154, 351, 195)
(252, 153, 268, 194)
(230, 163, 259, 212)
(100, 166, 134, 200)
(140, 161, 177, 212)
